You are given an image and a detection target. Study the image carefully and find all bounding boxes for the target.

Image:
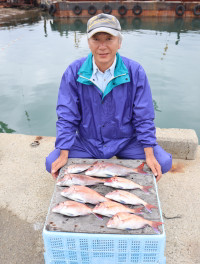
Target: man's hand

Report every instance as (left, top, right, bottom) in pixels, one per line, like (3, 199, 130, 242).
(51, 150, 69, 180)
(144, 147, 162, 182)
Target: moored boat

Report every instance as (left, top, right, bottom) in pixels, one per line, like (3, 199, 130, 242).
(48, 0, 200, 18)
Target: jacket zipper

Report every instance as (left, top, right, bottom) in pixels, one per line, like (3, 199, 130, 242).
(79, 73, 127, 88)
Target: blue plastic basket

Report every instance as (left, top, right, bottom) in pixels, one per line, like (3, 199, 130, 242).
(43, 229, 166, 264)
(43, 171, 166, 264)
(44, 254, 166, 264)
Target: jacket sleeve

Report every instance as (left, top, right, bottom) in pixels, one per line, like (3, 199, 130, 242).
(55, 65, 81, 150)
(132, 65, 157, 148)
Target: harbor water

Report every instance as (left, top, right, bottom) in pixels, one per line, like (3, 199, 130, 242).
(0, 13, 200, 140)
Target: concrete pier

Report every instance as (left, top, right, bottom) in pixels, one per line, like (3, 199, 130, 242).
(0, 131, 199, 264)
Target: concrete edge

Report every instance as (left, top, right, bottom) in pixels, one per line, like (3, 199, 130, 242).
(156, 128, 199, 160)
(0, 127, 199, 160)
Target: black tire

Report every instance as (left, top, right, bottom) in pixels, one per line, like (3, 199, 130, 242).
(40, 4, 47, 11)
(73, 5, 82, 15)
(175, 5, 185, 16)
(49, 4, 56, 16)
(102, 4, 112, 14)
(132, 5, 142, 16)
(118, 5, 127, 16)
(88, 5, 97, 16)
(194, 5, 200, 16)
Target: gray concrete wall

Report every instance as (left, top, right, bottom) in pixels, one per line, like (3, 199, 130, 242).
(156, 128, 199, 160)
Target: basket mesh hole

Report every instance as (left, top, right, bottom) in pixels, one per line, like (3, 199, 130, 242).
(118, 240, 127, 252)
(143, 253, 157, 262)
(81, 251, 89, 261)
(131, 253, 140, 263)
(52, 250, 65, 259)
(66, 239, 76, 250)
(68, 251, 77, 261)
(131, 241, 141, 252)
(118, 253, 127, 262)
(80, 239, 89, 251)
(93, 252, 114, 258)
(50, 238, 63, 248)
(144, 241, 159, 252)
(92, 240, 114, 252)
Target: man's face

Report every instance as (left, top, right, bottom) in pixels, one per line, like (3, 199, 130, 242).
(88, 32, 121, 71)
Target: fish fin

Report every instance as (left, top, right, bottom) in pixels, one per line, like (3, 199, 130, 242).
(142, 185, 152, 193)
(92, 213, 103, 220)
(132, 207, 144, 215)
(106, 174, 113, 178)
(150, 221, 163, 234)
(119, 200, 126, 204)
(67, 213, 75, 216)
(145, 204, 157, 213)
(133, 162, 147, 174)
(75, 199, 85, 203)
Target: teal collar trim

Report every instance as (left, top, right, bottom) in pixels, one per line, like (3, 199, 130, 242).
(77, 52, 130, 99)
(78, 52, 93, 79)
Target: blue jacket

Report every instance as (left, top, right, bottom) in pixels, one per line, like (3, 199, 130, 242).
(55, 52, 156, 158)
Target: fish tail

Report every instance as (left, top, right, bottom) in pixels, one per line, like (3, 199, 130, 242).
(133, 162, 147, 174)
(145, 204, 157, 213)
(132, 207, 144, 215)
(142, 185, 152, 193)
(150, 221, 163, 234)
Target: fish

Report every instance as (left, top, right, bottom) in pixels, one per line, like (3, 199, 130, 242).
(93, 201, 143, 217)
(105, 190, 157, 213)
(52, 200, 93, 217)
(107, 212, 163, 234)
(57, 174, 105, 187)
(104, 177, 152, 193)
(61, 185, 109, 204)
(65, 163, 92, 174)
(85, 161, 146, 177)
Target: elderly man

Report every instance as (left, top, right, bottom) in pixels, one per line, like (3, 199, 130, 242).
(46, 13, 172, 181)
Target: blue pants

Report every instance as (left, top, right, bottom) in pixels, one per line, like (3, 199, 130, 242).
(46, 137, 172, 174)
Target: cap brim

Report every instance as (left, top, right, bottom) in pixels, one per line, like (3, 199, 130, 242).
(87, 27, 119, 39)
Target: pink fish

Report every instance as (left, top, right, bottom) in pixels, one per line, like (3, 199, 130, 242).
(61, 185, 109, 204)
(52, 200, 93, 217)
(57, 174, 105, 187)
(104, 177, 152, 193)
(65, 163, 92, 174)
(105, 190, 157, 213)
(85, 161, 146, 177)
(107, 212, 163, 233)
(93, 201, 143, 217)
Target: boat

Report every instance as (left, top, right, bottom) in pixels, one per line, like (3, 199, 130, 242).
(48, 0, 200, 18)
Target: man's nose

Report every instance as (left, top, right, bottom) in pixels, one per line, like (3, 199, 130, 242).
(99, 42, 106, 49)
